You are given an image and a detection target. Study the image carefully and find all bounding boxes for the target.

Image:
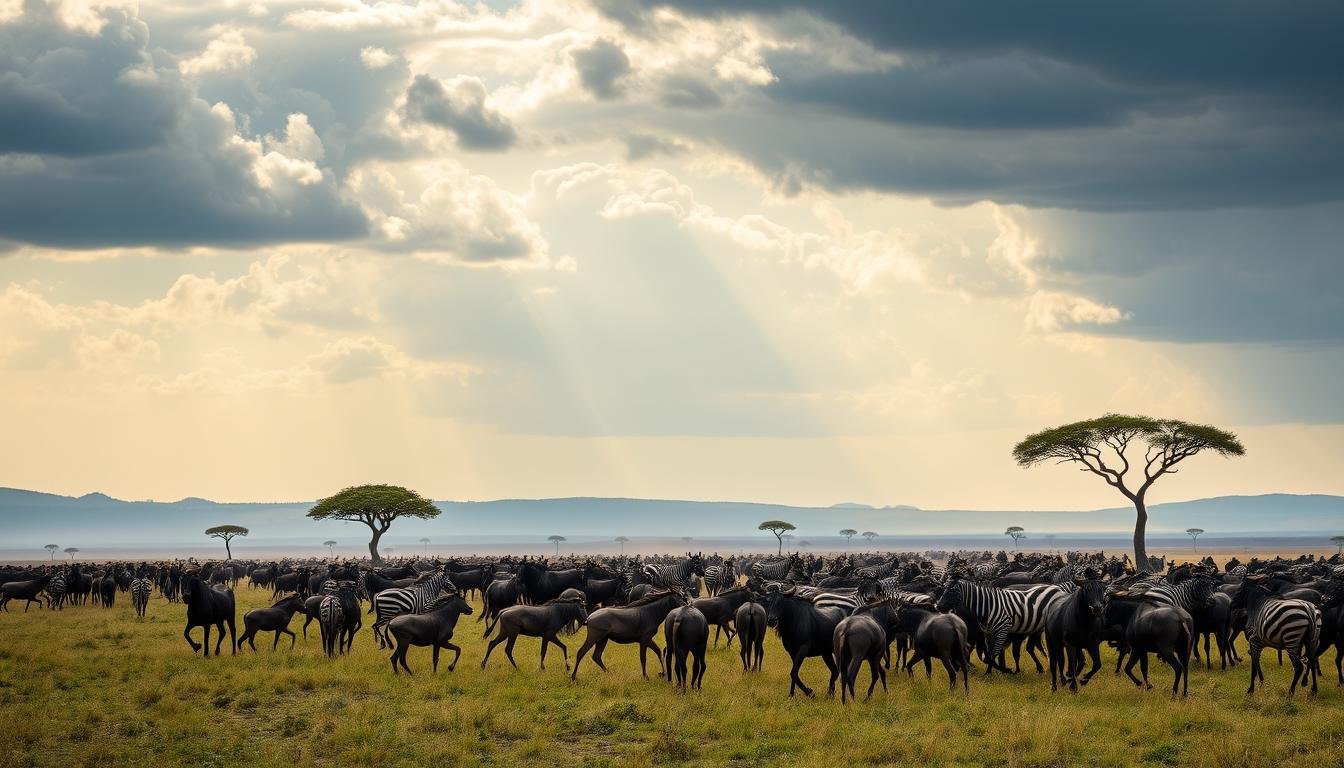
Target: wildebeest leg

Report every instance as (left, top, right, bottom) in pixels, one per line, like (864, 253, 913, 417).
(1123, 652, 1144, 688)
(549, 635, 571, 671)
(1155, 647, 1183, 697)
(540, 636, 550, 670)
(902, 651, 925, 677)
(481, 634, 506, 669)
(693, 647, 706, 689)
(941, 656, 958, 691)
(867, 657, 886, 699)
(1139, 653, 1152, 689)
(303, 615, 313, 639)
(639, 639, 662, 679)
(227, 618, 236, 655)
(432, 644, 440, 673)
(184, 625, 201, 653)
(1079, 644, 1101, 686)
(788, 646, 812, 697)
(592, 638, 611, 671)
(397, 640, 413, 674)
(282, 628, 296, 650)
(823, 650, 839, 697)
(1247, 645, 1261, 694)
(1025, 635, 1045, 673)
(570, 633, 599, 679)
(201, 624, 212, 657)
(213, 621, 225, 656)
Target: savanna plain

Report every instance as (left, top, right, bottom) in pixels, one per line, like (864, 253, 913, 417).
(0, 577, 1340, 768)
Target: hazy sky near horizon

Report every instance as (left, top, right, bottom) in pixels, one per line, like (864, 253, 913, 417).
(2, 0, 1342, 509)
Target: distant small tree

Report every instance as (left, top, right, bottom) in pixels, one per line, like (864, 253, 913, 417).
(839, 529, 858, 550)
(205, 525, 248, 560)
(420, 537, 430, 552)
(44, 544, 58, 560)
(548, 535, 567, 556)
(758, 520, 796, 555)
(1186, 528, 1205, 552)
(1005, 526, 1026, 549)
(862, 531, 877, 545)
(323, 540, 338, 557)
(1333, 535, 1344, 555)
(306, 484, 440, 564)
(1014, 414, 1244, 569)
(64, 547, 79, 560)
(615, 535, 629, 555)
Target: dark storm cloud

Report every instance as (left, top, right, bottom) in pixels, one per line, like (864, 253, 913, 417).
(0, 4, 367, 248)
(571, 39, 632, 100)
(402, 74, 517, 151)
(601, 0, 1344, 211)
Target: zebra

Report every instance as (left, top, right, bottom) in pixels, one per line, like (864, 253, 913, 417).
(763, 582, 860, 615)
(44, 572, 68, 610)
(372, 571, 456, 648)
(1234, 575, 1320, 694)
(750, 555, 799, 582)
(130, 576, 152, 618)
(318, 593, 345, 658)
(859, 576, 936, 608)
(641, 554, 704, 590)
(1140, 575, 1218, 614)
(702, 558, 736, 596)
(936, 578, 1063, 675)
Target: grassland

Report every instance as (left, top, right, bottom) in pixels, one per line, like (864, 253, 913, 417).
(1, 586, 1340, 768)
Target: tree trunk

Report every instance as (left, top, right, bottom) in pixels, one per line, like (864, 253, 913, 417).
(368, 526, 384, 564)
(776, 534, 783, 556)
(225, 539, 232, 560)
(1133, 498, 1149, 572)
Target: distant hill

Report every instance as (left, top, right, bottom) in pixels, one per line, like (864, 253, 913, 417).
(0, 487, 1339, 549)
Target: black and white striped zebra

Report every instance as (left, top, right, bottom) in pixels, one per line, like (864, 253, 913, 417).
(1235, 576, 1320, 694)
(372, 571, 456, 648)
(936, 578, 1063, 674)
(1140, 576, 1218, 614)
(318, 593, 345, 658)
(130, 576, 152, 618)
(762, 581, 860, 615)
(44, 573, 68, 610)
(641, 554, 704, 590)
(750, 555, 799, 582)
(859, 576, 936, 608)
(702, 558, 736, 596)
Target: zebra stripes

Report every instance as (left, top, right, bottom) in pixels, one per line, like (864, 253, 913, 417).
(937, 579, 1063, 673)
(1239, 579, 1320, 694)
(702, 559, 736, 596)
(130, 577, 152, 618)
(750, 557, 795, 582)
(372, 571, 456, 648)
(641, 556, 703, 590)
(860, 576, 936, 609)
(319, 594, 345, 657)
(44, 573, 67, 610)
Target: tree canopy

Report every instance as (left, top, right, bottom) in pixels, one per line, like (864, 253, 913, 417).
(1013, 414, 1244, 569)
(307, 484, 439, 563)
(1005, 526, 1027, 549)
(862, 531, 877, 542)
(759, 520, 795, 555)
(206, 525, 248, 559)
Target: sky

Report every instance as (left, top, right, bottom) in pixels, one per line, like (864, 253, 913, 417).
(1, 0, 1342, 510)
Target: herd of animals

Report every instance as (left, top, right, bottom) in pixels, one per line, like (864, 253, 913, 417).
(2, 549, 1342, 701)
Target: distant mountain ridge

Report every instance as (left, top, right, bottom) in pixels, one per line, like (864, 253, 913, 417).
(0, 487, 1339, 548)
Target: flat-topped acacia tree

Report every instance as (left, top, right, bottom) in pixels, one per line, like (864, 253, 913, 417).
(1013, 414, 1244, 571)
(306, 484, 440, 564)
(205, 525, 248, 560)
(758, 520, 795, 555)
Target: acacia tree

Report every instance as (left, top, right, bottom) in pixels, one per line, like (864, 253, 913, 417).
(1014, 414, 1244, 570)
(65, 547, 79, 560)
(548, 535, 566, 556)
(323, 540, 338, 557)
(205, 525, 248, 560)
(420, 537, 430, 552)
(44, 544, 58, 560)
(839, 529, 858, 550)
(306, 484, 440, 564)
(862, 531, 877, 545)
(1005, 526, 1026, 549)
(1186, 528, 1205, 552)
(1331, 535, 1343, 555)
(758, 520, 795, 555)
(615, 535, 629, 555)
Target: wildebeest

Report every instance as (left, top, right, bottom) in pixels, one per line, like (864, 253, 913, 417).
(883, 601, 971, 692)
(0, 574, 52, 612)
(1104, 592, 1193, 697)
(388, 592, 474, 674)
(481, 595, 589, 671)
(517, 560, 586, 605)
(691, 585, 754, 647)
(1043, 575, 1107, 691)
(480, 575, 523, 637)
(571, 589, 688, 680)
(663, 605, 709, 689)
(832, 614, 887, 702)
(237, 595, 304, 651)
(763, 587, 843, 697)
(181, 571, 236, 657)
(734, 600, 767, 672)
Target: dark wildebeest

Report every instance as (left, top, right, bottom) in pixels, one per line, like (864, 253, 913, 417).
(517, 561, 585, 605)
(860, 600, 969, 692)
(626, 583, 653, 604)
(481, 595, 589, 671)
(388, 592, 474, 674)
(833, 614, 887, 703)
(734, 600, 767, 672)
(1192, 591, 1237, 670)
(480, 575, 523, 638)
(571, 590, 688, 680)
(181, 571, 236, 657)
(0, 574, 51, 612)
(763, 588, 843, 697)
(1104, 592, 1193, 697)
(237, 595, 304, 651)
(663, 605, 709, 689)
(692, 585, 754, 647)
(1043, 575, 1107, 692)
(97, 576, 116, 608)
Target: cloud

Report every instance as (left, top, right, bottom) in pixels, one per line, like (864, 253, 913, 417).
(658, 74, 723, 109)
(401, 74, 517, 151)
(179, 29, 256, 77)
(0, 4, 367, 248)
(624, 132, 688, 161)
(359, 46, 395, 70)
(571, 38, 632, 100)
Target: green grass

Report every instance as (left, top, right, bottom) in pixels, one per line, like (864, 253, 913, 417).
(1, 588, 1340, 768)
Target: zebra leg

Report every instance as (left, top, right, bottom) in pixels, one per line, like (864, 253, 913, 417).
(1287, 649, 1302, 696)
(986, 628, 1011, 674)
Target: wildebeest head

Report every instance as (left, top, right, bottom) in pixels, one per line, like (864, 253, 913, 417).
(934, 579, 963, 614)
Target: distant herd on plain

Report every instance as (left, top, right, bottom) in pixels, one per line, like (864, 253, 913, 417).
(2, 549, 1342, 700)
